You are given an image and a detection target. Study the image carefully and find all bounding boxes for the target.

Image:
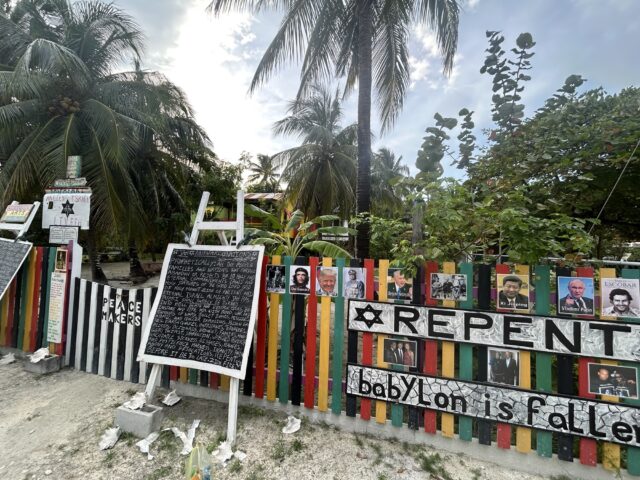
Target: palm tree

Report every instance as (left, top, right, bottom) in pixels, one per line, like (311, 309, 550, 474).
(247, 153, 280, 192)
(0, 0, 212, 280)
(208, 0, 460, 258)
(272, 85, 357, 219)
(371, 147, 409, 216)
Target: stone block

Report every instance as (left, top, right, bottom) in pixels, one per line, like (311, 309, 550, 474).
(23, 354, 61, 374)
(115, 404, 164, 438)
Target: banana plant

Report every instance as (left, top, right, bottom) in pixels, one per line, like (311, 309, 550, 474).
(242, 204, 354, 259)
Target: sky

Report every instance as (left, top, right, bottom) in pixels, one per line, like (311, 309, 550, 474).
(115, 0, 640, 179)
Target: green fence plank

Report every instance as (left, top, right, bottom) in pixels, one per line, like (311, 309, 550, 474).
(331, 257, 345, 414)
(278, 256, 293, 404)
(42, 248, 56, 347)
(534, 265, 553, 458)
(458, 262, 474, 441)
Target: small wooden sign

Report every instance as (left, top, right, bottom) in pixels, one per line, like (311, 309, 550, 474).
(49, 226, 79, 245)
(0, 204, 33, 224)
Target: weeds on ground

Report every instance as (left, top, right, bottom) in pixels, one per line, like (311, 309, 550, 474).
(245, 463, 266, 480)
(353, 435, 365, 448)
(370, 442, 383, 466)
(239, 404, 266, 418)
(228, 459, 243, 474)
(548, 476, 571, 480)
(471, 467, 482, 480)
(416, 452, 452, 480)
(103, 450, 115, 468)
(156, 430, 178, 454)
(144, 466, 172, 480)
(120, 431, 136, 446)
(271, 442, 288, 462)
(377, 473, 389, 480)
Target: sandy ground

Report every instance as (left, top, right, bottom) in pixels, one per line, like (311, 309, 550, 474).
(0, 359, 555, 480)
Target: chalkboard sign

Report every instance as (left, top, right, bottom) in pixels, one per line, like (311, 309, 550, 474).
(137, 244, 264, 379)
(0, 238, 32, 300)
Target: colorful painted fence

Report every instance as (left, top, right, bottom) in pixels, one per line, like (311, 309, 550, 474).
(3, 253, 640, 476)
(0, 246, 57, 352)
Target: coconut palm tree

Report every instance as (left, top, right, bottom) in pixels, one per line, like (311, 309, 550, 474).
(0, 0, 212, 280)
(371, 147, 409, 216)
(246, 153, 280, 192)
(272, 85, 357, 219)
(208, 0, 460, 258)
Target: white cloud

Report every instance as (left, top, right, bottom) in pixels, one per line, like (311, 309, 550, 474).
(161, 6, 292, 163)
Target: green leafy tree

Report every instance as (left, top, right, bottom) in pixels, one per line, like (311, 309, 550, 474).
(0, 1, 212, 279)
(208, 0, 460, 258)
(272, 85, 357, 219)
(243, 205, 353, 259)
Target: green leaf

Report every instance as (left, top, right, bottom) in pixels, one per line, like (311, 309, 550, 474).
(303, 240, 352, 259)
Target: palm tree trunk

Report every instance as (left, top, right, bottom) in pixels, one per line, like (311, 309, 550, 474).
(355, 0, 373, 260)
(128, 239, 146, 279)
(87, 229, 108, 284)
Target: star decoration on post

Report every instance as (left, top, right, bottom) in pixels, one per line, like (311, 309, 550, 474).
(354, 303, 384, 329)
(61, 200, 75, 218)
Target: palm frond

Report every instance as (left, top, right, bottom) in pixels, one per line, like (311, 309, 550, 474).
(303, 240, 352, 259)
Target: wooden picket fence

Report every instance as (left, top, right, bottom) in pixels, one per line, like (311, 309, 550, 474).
(2, 253, 640, 476)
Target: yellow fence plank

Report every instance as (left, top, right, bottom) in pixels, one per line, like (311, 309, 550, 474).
(515, 264, 532, 453)
(375, 260, 390, 424)
(266, 255, 281, 401)
(599, 267, 620, 470)
(318, 257, 333, 411)
(441, 261, 455, 437)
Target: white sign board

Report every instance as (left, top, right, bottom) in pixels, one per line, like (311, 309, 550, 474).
(42, 192, 91, 230)
(49, 226, 79, 245)
(47, 271, 67, 343)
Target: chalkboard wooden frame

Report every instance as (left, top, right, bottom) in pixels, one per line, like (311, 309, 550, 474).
(137, 244, 264, 379)
(0, 238, 33, 300)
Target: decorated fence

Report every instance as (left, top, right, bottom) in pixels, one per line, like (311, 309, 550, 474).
(2, 253, 640, 476)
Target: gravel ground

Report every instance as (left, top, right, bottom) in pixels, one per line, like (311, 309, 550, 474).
(0, 359, 556, 480)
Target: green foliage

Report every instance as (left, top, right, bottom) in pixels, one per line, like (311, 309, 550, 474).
(416, 452, 452, 480)
(243, 204, 353, 259)
(352, 214, 411, 261)
(480, 30, 535, 133)
(416, 112, 457, 176)
(371, 147, 409, 217)
(245, 153, 280, 193)
(272, 85, 357, 219)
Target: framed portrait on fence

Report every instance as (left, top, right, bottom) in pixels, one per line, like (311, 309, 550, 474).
(588, 363, 638, 399)
(343, 267, 366, 299)
(488, 348, 520, 386)
(316, 266, 339, 297)
(289, 265, 311, 295)
(387, 268, 413, 301)
(266, 265, 286, 294)
(496, 274, 530, 311)
(430, 273, 468, 301)
(557, 276, 595, 316)
(382, 337, 417, 368)
(600, 278, 640, 319)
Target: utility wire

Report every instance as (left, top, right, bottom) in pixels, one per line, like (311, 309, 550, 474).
(588, 137, 640, 234)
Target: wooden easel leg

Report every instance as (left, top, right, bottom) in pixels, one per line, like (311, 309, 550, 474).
(145, 364, 162, 400)
(227, 377, 240, 446)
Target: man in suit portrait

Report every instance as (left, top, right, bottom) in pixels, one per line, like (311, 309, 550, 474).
(559, 278, 594, 315)
(502, 351, 518, 385)
(498, 275, 528, 310)
(388, 269, 412, 301)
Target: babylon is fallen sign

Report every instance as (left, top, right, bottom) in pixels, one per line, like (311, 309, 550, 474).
(347, 365, 640, 447)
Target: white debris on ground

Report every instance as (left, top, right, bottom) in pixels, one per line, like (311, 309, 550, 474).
(122, 392, 146, 410)
(0, 353, 15, 365)
(28, 348, 50, 363)
(162, 389, 181, 406)
(282, 415, 301, 434)
(98, 427, 120, 450)
(168, 419, 200, 455)
(135, 432, 160, 460)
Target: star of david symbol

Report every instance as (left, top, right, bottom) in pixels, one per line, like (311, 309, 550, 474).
(354, 304, 384, 329)
(61, 200, 74, 218)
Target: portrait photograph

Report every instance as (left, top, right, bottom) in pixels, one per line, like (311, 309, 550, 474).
(343, 267, 366, 299)
(289, 265, 311, 295)
(588, 363, 638, 399)
(488, 348, 520, 386)
(55, 248, 67, 272)
(316, 266, 339, 297)
(266, 265, 286, 294)
(430, 273, 468, 301)
(387, 268, 413, 301)
(557, 276, 595, 316)
(496, 273, 530, 311)
(600, 278, 640, 319)
(382, 337, 417, 368)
